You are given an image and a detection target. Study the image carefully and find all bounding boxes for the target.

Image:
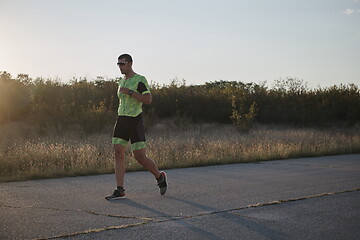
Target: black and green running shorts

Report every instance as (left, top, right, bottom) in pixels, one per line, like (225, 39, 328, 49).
(112, 113, 146, 151)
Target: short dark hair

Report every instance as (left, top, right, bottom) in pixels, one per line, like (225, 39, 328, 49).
(118, 54, 133, 63)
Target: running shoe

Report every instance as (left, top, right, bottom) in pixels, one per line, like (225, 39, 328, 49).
(105, 189, 126, 200)
(157, 171, 167, 195)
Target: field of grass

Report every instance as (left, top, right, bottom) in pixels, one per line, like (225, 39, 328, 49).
(1, 121, 360, 182)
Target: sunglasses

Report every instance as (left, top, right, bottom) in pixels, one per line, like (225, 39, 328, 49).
(117, 62, 127, 66)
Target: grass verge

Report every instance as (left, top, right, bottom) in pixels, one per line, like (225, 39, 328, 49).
(1, 122, 360, 182)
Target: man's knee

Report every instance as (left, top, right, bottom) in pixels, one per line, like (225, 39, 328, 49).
(113, 145, 125, 161)
(133, 149, 147, 163)
(135, 154, 147, 164)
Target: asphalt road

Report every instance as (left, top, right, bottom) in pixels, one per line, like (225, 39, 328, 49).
(1, 154, 360, 240)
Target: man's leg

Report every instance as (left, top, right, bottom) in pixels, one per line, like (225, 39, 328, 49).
(133, 148, 168, 195)
(114, 144, 126, 187)
(133, 148, 161, 178)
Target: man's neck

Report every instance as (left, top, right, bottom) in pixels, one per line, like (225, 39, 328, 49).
(125, 71, 136, 80)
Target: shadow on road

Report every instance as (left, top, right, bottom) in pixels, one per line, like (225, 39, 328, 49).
(109, 196, 287, 240)
(109, 198, 222, 239)
(168, 196, 287, 240)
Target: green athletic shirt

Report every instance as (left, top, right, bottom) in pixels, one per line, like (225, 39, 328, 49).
(117, 74, 151, 117)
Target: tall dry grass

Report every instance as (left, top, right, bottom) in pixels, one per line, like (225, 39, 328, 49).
(147, 122, 360, 168)
(1, 121, 360, 182)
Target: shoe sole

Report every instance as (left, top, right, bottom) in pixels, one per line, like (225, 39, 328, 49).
(160, 171, 168, 195)
(105, 195, 126, 200)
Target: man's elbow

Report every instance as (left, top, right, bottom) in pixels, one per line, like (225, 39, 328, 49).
(145, 94, 152, 105)
(145, 98, 152, 105)
(143, 94, 152, 105)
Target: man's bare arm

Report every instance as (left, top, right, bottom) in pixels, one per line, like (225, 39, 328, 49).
(120, 87, 152, 105)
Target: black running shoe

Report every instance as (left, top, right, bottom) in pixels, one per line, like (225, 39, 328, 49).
(157, 171, 167, 195)
(105, 189, 126, 200)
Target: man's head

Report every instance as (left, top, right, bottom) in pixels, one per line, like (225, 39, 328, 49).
(117, 54, 133, 75)
(118, 54, 132, 63)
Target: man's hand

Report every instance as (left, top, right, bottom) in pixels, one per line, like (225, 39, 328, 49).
(120, 87, 152, 104)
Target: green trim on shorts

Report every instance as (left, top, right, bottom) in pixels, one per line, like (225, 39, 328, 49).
(112, 137, 128, 146)
(112, 138, 146, 151)
(132, 142, 146, 151)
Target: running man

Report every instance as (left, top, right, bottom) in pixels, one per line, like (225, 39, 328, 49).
(106, 54, 167, 200)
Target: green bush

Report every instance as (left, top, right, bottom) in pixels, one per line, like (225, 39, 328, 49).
(1, 72, 359, 132)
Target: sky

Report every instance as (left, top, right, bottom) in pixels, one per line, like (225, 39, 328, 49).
(0, 0, 359, 88)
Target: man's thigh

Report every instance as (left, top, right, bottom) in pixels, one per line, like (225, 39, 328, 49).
(113, 144, 126, 159)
